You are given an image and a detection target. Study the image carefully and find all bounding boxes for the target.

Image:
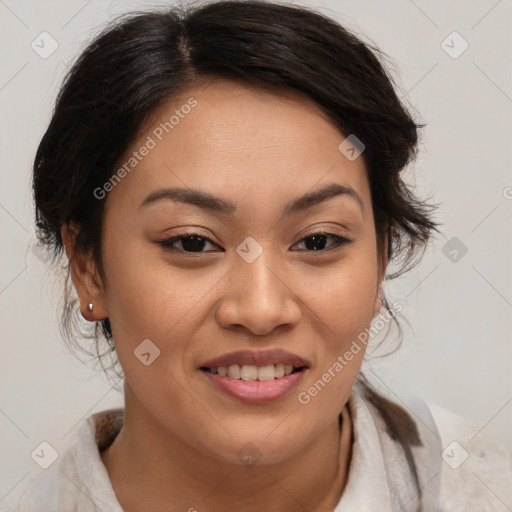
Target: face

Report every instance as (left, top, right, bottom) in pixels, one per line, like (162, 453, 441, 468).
(66, 79, 385, 465)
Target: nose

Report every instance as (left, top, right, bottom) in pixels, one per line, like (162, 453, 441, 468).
(215, 249, 302, 336)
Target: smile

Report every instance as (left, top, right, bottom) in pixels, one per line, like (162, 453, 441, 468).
(201, 363, 305, 381)
(200, 364, 308, 404)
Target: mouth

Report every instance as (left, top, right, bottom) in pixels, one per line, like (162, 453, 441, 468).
(200, 363, 307, 381)
(198, 349, 310, 404)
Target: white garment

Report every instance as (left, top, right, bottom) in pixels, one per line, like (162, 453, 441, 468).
(6, 389, 512, 511)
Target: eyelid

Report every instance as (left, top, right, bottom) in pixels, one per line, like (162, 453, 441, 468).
(298, 223, 351, 239)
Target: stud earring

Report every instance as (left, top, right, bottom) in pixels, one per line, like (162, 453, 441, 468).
(88, 302, 93, 312)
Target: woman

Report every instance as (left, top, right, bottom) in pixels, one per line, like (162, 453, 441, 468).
(13, 1, 511, 510)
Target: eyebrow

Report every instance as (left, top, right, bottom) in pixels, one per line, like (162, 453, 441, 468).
(139, 182, 364, 217)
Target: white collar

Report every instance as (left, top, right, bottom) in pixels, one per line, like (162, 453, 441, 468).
(335, 389, 395, 511)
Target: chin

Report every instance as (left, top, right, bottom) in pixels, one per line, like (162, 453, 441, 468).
(201, 426, 310, 467)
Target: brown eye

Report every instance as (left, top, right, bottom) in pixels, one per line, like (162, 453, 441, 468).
(159, 233, 220, 253)
(291, 232, 351, 252)
(158, 231, 351, 256)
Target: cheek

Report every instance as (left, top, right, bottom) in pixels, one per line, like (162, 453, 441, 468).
(301, 250, 378, 340)
(297, 246, 378, 379)
(326, 267, 377, 341)
(101, 234, 229, 372)
(293, 260, 376, 417)
(100, 232, 178, 343)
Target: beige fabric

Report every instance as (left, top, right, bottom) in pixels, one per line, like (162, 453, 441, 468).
(8, 390, 512, 511)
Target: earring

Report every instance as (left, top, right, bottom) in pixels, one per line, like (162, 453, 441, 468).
(88, 302, 93, 312)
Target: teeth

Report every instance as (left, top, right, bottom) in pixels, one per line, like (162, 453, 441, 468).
(227, 364, 241, 379)
(274, 363, 285, 378)
(241, 365, 258, 381)
(210, 363, 301, 381)
(258, 365, 276, 381)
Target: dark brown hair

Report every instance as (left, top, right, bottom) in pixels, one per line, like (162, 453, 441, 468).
(33, 1, 439, 506)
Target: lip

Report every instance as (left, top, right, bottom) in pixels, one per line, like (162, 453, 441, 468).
(200, 367, 308, 404)
(199, 349, 310, 369)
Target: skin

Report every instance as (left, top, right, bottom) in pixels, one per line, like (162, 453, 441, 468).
(62, 79, 387, 512)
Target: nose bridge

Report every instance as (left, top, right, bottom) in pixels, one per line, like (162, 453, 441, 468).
(216, 240, 301, 334)
(237, 246, 283, 303)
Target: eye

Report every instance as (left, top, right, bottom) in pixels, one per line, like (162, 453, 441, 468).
(158, 232, 221, 254)
(291, 231, 352, 252)
(157, 230, 351, 255)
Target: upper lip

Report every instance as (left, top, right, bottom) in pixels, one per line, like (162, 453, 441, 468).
(200, 349, 310, 369)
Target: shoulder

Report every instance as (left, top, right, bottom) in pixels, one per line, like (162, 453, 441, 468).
(427, 402, 512, 511)
(10, 446, 78, 512)
(8, 408, 124, 512)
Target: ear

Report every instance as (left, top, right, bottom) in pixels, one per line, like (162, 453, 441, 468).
(373, 230, 389, 317)
(61, 223, 108, 321)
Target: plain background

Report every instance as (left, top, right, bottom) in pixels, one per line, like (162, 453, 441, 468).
(1, 0, 511, 506)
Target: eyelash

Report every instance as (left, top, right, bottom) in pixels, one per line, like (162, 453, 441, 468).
(157, 231, 352, 255)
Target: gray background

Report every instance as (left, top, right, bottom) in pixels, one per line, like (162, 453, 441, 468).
(1, 0, 511, 506)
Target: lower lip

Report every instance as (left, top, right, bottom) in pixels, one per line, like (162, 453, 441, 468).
(200, 369, 307, 404)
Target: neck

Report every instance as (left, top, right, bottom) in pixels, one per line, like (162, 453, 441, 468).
(101, 393, 352, 512)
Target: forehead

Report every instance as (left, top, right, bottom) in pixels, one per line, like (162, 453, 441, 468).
(106, 79, 370, 218)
